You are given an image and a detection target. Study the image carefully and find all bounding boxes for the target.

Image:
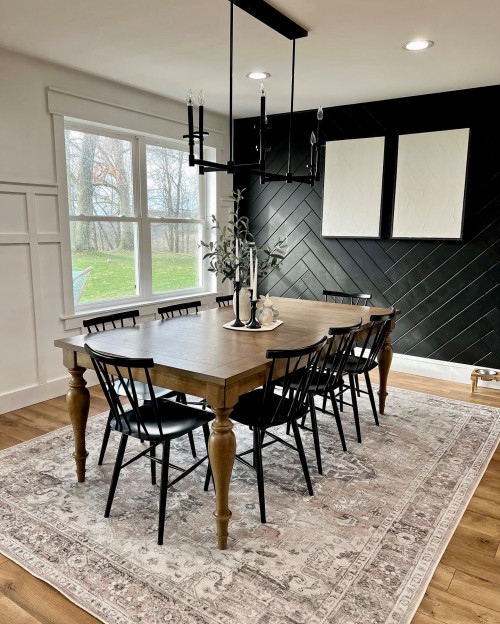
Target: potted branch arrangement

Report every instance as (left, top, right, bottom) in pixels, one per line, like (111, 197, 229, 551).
(200, 189, 287, 324)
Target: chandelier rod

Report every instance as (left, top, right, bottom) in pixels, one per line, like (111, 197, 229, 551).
(287, 39, 296, 179)
(229, 0, 234, 165)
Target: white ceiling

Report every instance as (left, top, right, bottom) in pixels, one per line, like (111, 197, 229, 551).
(1, 0, 500, 118)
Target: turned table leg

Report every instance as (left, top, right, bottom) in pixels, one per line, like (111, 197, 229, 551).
(66, 366, 90, 482)
(377, 326, 394, 415)
(208, 406, 236, 550)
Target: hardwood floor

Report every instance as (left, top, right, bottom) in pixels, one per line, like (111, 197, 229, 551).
(0, 374, 498, 624)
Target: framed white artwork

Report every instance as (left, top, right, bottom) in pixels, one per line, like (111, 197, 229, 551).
(392, 128, 470, 239)
(321, 136, 385, 238)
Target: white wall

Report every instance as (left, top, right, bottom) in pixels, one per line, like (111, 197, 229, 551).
(0, 48, 232, 413)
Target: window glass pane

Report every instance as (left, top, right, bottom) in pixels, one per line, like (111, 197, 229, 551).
(65, 129, 134, 217)
(151, 223, 202, 293)
(70, 221, 137, 304)
(146, 144, 200, 218)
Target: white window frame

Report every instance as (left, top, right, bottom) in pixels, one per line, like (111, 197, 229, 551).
(64, 119, 215, 313)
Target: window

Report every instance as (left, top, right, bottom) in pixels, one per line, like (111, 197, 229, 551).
(64, 122, 211, 308)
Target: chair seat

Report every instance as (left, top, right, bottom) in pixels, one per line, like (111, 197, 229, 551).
(114, 379, 178, 401)
(230, 388, 308, 429)
(342, 355, 378, 374)
(110, 399, 213, 442)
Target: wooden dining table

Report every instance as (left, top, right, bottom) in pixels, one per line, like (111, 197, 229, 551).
(54, 297, 397, 550)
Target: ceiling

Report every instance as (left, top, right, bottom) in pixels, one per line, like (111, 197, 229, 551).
(1, 0, 500, 118)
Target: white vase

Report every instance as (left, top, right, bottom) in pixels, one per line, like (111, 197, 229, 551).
(233, 286, 251, 321)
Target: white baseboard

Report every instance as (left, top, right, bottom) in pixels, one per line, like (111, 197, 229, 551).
(390, 353, 499, 389)
(0, 372, 99, 415)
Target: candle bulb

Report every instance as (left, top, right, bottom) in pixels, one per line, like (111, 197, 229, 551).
(310, 131, 316, 171)
(186, 90, 194, 164)
(198, 90, 205, 174)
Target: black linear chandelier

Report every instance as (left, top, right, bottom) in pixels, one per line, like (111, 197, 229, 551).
(185, 0, 323, 186)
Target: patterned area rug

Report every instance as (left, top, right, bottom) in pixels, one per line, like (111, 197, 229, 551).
(0, 387, 499, 624)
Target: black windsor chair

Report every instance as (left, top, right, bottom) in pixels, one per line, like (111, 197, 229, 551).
(215, 294, 233, 307)
(157, 301, 208, 410)
(334, 308, 396, 443)
(83, 310, 194, 465)
(230, 336, 328, 524)
(293, 320, 362, 474)
(157, 300, 202, 319)
(85, 344, 214, 545)
(323, 290, 372, 305)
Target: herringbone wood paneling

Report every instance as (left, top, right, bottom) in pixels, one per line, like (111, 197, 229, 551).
(234, 86, 500, 366)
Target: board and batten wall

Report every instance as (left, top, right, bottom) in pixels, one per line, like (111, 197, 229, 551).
(234, 86, 500, 384)
(0, 48, 231, 414)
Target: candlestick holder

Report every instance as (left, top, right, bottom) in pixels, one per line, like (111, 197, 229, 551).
(245, 290, 261, 329)
(231, 280, 245, 327)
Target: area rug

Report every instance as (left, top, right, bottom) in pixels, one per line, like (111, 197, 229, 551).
(0, 387, 499, 624)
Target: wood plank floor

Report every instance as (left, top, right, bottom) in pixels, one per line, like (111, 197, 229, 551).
(0, 373, 498, 624)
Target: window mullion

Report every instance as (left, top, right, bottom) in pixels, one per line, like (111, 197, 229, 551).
(136, 136, 152, 299)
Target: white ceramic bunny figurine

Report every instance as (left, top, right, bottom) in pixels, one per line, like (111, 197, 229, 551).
(259, 293, 274, 325)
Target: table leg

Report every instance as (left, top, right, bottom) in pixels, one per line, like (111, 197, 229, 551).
(66, 366, 90, 482)
(208, 406, 236, 550)
(377, 327, 394, 415)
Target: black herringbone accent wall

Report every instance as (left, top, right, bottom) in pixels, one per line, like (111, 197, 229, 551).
(234, 86, 500, 367)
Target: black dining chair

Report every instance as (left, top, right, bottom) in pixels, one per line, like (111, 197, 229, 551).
(296, 320, 362, 473)
(322, 290, 372, 402)
(216, 294, 233, 307)
(157, 300, 202, 319)
(84, 343, 214, 545)
(230, 336, 327, 524)
(323, 290, 372, 306)
(335, 308, 396, 442)
(157, 300, 208, 410)
(83, 309, 194, 465)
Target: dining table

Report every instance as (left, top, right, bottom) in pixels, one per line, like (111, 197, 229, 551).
(54, 297, 397, 550)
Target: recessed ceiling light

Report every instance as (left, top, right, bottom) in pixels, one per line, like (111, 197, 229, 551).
(403, 40, 434, 51)
(247, 71, 271, 80)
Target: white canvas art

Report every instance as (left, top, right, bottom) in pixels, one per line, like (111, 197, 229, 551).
(392, 128, 470, 239)
(322, 136, 385, 238)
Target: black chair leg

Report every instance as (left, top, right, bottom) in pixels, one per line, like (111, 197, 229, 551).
(188, 432, 197, 458)
(254, 427, 267, 523)
(177, 393, 197, 457)
(290, 419, 313, 497)
(329, 389, 347, 451)
(308, 392, 323, 474)
(158, 440, 171, 545)
(202, 423, 213, 491)
(150, 442, 156, 485)
(364, 371, 379, 425)
(105, 434, 128, 517)
(98, 420, 112, 465)
(349, 372, 362, 443)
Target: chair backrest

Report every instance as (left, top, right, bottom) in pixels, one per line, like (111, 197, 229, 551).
(355, 308, 396, 371)
(158, 300, 202, 320)
(323, 290, 372, 306)
(85, 343, 162, 440)
(216, 294, 233, 307)
(313, 319, 363, 392)
(262, 336, 328, 428)
(83, 309, 140, 333)
(72, 266, 93, 304)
